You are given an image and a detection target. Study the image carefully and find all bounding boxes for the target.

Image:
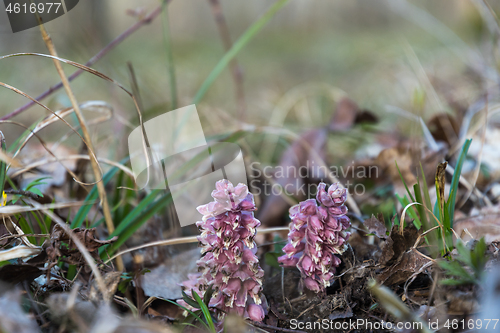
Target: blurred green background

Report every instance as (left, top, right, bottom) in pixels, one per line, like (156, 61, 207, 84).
(0, 0, 493, 162)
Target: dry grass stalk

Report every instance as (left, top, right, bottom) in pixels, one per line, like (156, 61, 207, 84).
(37, 21, 124, 271)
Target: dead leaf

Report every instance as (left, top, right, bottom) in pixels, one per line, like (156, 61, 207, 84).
(375, 142, 445, 200)
(378, 224, 430, 285)
(378, 248, 430, 285)
(469, 126, 500, 182)
(257, 127, 328, 227)
(47, 292, 99, 330)
(46, 224, 117, 265)
(47, 292, 174, 333)
(478, 266, 500, 323)
(0, 245, 42, 262)
(224, 315, 250, 333)
(379, 224, 420, 266)
(89, 303, 174, 333)
(328, 307, 354, 320)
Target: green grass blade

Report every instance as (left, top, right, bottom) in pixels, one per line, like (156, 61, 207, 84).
(108, 189, 161, 238)
(471, 237, 487, 275)
(418, 163, 433, 213)
(445, 138, 472, 229)
(163, 298, 211, 332)
(192, 290, 216, 333)
(193, 0, 291, 103)
(413, 182, 428, 230)
(16, 214, 35, 243)
(434, 179, 445, 227)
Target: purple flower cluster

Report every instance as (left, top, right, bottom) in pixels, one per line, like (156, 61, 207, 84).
(179, 180, 267, 323)
(278, 182, 351, 292)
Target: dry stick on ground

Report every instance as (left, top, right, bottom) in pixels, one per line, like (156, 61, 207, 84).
(208, 0, 246, 118)
(0, 0, 171, 121)
(37, 22, 124, 271)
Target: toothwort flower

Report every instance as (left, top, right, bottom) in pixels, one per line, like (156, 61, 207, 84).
(179, 180, 267, 325)
(278, 182, 350, 293)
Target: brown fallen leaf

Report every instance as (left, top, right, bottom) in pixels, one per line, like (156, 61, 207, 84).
(379, 224, 420, 266)
(47, 292, 175, 333)
(378, 224, 430, 285)
(378, 248, 430, 285)
(328, 98, 359, 131)
(257, 126, 329, 227)
(376, 144, 417, 192)
(90, 303, 175, 333)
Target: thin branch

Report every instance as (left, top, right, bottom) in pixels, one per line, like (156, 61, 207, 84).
(4, 189, 41, 200)
(1, 0, 171, 121)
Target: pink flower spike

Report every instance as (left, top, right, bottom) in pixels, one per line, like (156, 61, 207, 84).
(179, 180, 267, 330)
(281, 182, 350, 293)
